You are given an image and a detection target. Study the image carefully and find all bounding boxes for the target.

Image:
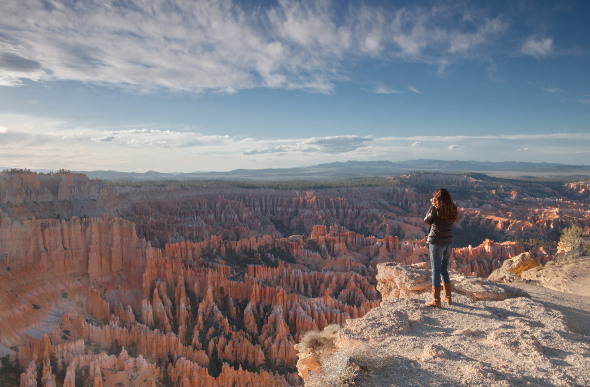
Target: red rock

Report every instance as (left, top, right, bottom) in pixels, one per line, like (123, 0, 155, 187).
(4, 171, 580, 386)
(20, 361, 38, 387)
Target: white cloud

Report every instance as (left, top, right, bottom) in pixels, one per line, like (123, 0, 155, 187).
(373, 84, 401, 95)
(245, 135, 372, 155)
(0, 125, 7, 134)
(2, 114, 588, 172)
(408, 86, 422, 94)
(521, 36, 553, 57)
(448, 18, 506, 54)
(0, 1, 512, 93)
(89, 128, 230, 148)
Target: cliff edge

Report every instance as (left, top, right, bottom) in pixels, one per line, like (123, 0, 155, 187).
(296, 262, 590, 386)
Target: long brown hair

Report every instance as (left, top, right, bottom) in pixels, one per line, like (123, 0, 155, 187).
(433, 188, 458, 224)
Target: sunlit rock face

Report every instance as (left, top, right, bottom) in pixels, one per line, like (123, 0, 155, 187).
(488, 252, 538, 283)
(0, 214, 382, 384)
(0, 214, 149, 281)
(1, 170, 588, 384)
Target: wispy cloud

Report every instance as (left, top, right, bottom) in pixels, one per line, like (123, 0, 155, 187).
(408, 86, 422, 94)
(244, 135, 372, 155)
(1, 114, 588, 172)
(541, 87, 563, 93)
(89, 128, 230, 148)
(448, 18, 506, 54)
(0, 1, 517, 93)
(373, 84, 401, 95)
(521, 36, 553, 57)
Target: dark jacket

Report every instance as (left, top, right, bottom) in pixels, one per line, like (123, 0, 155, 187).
(424, 206, 453, 245)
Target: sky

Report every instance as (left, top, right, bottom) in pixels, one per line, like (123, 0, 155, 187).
(0, 0, 589, 173)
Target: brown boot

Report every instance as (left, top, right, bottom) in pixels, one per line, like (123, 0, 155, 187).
(425, 286, 441, 308)
(442, 282, 452, 305)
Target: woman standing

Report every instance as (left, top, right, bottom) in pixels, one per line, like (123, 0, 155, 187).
(424, 188, 459, 308)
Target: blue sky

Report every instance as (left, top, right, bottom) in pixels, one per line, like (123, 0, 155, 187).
(0, 0, 589, 172)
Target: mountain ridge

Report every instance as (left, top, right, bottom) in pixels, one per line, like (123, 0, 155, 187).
(74, 159, 590, 181)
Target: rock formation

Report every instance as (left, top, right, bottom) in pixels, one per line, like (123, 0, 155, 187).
(566, 179, 590, 195)
(376, 261, 527, 302)
(2, 170, 589, 385)
(487, 252, 537, 283)
(296, 262, 590, 386)
(1, 214, 385, 385)
(0, 213, 151, 284)
(18, 339, 160, 387)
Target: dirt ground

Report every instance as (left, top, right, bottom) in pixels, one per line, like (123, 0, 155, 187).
(510, 281, 590, 337)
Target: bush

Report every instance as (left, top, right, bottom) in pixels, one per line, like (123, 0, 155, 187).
(558, 225, 584, 252)
(295, 324, 340, 353)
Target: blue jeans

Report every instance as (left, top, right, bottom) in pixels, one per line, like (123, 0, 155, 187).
(429, 243, 452, 287)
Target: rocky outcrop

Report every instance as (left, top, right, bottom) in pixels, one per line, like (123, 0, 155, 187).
(296, 262, 589, 386)
(3, 222, 386, 385)
(375, 262, 431, 300)
(376, 261, 527, 302)
(487, 252, 538, 283)
(0, 171, 54, 204)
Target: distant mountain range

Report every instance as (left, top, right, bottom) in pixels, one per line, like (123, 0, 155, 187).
(74, 159, 590, 181)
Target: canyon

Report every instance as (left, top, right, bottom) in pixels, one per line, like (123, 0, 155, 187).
(0, 170, 589, 386)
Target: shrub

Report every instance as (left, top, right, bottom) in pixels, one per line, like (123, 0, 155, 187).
(295, 324, 340, 353)
(558, 225, 584, 252)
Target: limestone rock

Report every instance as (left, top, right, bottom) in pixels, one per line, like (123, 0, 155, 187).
(296, 289, 589, 387)
(488, 252, 537, 283)
(375, 262, 431, 300)
(453, 275, 529, 301)
(375, 261, 528, 302)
